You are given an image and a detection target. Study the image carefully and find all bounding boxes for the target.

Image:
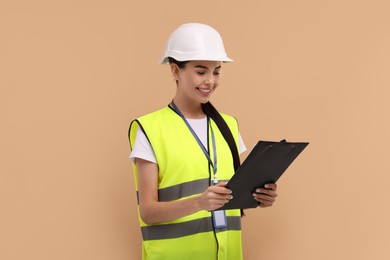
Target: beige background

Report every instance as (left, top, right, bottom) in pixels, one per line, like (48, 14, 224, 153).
(1, 0, 389, 259)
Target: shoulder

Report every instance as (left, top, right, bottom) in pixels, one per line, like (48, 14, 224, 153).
(129, 106, 172, 145)
(219, 112, 238, 126)
(130, 106, 176, 127)
(136, 106, 172, 121)
(129, 106, 177, 137)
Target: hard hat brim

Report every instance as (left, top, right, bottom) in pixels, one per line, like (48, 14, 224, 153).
(160, 55, 233, 64)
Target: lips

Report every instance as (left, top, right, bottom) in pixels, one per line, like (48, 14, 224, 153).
(198, 88, 211, 93)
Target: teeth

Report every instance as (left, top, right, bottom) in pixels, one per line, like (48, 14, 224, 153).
(199, 88, 211, 93)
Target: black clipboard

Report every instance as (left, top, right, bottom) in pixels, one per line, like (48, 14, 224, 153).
(219, 139, 309, 210)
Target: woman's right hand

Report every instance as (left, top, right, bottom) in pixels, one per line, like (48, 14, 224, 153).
(198, 182, 233, 211)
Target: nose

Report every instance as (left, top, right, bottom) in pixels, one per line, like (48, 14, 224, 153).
(204, 76, 215, 86)
(204, 79, 213, 86)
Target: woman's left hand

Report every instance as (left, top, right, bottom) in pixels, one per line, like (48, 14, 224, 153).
(252, 183, 278, 208)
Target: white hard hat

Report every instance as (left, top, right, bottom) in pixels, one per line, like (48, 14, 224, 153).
(160, 23, 233, 64)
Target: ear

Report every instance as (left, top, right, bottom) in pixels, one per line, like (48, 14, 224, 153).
(170, 63, 180, 81)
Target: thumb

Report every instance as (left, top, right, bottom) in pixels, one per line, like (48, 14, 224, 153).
(215, 181, 228, 187)
(213, 182, 232, 195)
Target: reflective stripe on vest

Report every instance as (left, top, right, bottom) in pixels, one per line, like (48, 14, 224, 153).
(129, 106, 243, 260)
(135, 178, 233, 204)
(141, 216, 241, 241)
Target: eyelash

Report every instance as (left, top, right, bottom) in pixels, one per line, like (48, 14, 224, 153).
(196, 71, 221, 75)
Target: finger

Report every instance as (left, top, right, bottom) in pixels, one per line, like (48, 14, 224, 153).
(253, 193, 276, 203)
(255, 196, 275, 207)
(258, 200, 273, 208)
(215, 182, 228, 187)
(264, 183, 277, 191)
(214, 182, 231, 190)
(206, 189, 233, 200)
(215, 197, 231, 204)
(209, 185, 232, 195)
(212, 194, 234, 202)
(255, 188, 278, 197)
(209, 198, 230, 208)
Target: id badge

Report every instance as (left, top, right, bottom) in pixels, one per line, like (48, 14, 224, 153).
(212, 210, 227, 229)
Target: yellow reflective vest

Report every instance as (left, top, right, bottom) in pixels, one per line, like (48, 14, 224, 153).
(129, 106, 243, 260)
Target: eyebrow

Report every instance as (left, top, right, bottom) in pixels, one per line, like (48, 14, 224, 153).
(194, 65, 222, 70)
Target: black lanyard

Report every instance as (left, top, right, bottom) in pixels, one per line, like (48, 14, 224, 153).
(170, 101, 219, 184)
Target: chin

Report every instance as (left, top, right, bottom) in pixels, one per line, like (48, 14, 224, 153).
(198, 97, 211, 104)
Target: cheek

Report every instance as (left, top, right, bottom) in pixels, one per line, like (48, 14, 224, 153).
(181, 76, 197, 87)
(214, 77, 221, 86)
(192, 76, 205, 86)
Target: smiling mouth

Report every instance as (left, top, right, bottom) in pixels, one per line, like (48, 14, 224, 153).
(197, 88, 211, 93)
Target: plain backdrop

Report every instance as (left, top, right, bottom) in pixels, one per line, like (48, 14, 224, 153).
(1, 0, 389, 259)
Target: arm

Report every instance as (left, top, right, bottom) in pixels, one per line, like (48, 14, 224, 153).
(135, 158, 233, 225)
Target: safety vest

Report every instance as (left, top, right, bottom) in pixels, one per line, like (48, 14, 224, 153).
(129, 106, 243, 260)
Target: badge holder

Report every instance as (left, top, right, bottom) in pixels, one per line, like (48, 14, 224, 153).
(212, 210, 227, 229)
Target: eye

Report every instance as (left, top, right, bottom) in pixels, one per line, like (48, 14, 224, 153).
(214, 71, 221, 75)
(196, 71, 206, 75)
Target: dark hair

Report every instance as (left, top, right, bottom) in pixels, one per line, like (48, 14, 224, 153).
(168, 57, 188, 68)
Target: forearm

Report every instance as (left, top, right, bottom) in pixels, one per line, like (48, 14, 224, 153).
(140, 195, 203, 225)
(139, 182, 233, 224)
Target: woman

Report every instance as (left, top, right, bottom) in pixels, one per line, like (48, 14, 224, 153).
(129, 23, 277, 260)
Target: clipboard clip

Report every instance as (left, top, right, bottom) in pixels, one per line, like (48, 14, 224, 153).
(269, 139, 286, 148)
(280, 139, 297, 149)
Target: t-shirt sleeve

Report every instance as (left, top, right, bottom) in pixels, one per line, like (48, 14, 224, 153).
(238, 132, 247, 154)
(129, 127, 157, 164)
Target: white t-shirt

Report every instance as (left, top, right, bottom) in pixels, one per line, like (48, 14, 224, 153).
(130, 117, 247, 163)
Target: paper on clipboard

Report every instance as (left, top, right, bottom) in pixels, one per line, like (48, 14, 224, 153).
(219, 140, 309, 210)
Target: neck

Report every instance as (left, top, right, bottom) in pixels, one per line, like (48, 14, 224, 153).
(172, 98, 206, 119)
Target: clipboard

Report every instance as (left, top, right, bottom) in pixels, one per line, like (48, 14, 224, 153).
(219, 139, 309, 210)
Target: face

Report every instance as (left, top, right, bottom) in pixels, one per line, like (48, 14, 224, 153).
(172, 60, 222, 105)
